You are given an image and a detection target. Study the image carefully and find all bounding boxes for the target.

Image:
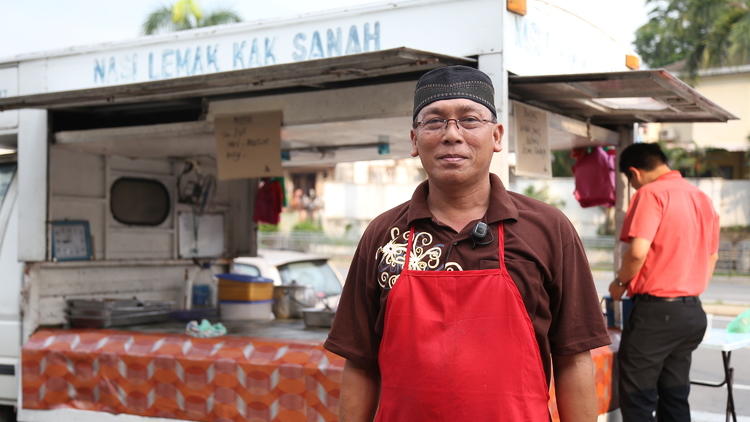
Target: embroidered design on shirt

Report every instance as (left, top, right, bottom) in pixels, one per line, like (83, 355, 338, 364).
(376, 227, 462, 289)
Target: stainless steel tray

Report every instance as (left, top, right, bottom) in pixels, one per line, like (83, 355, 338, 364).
(66, 299, 174, 328)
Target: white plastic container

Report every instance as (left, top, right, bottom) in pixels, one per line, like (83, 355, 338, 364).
(220, 299, 274, 320)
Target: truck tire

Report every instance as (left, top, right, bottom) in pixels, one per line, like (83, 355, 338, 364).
(0, 405, 15, 422)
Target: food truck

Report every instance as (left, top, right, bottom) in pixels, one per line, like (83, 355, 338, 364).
(0, 0, 736, 420)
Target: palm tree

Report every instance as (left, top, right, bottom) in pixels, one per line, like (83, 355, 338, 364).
(142, 0, 242, 35)
(702, 1, 750, 69)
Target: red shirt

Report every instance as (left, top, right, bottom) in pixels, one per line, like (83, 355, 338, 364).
(620, 171, 719, 297)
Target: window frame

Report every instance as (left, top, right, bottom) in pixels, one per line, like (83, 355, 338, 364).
(110, 176, 171, 226)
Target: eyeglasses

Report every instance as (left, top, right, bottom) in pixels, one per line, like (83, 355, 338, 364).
(414, 117, 495, 132)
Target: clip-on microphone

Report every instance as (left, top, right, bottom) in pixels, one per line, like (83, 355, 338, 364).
(471, 221, 494, 248)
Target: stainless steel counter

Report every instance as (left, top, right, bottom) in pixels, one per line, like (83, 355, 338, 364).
(120, 318, 331, 342)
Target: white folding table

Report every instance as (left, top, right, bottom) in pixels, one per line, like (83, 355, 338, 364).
(691, 328, 750, 422)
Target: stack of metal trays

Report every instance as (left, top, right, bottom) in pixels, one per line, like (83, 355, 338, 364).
(67, 298, 174, 328)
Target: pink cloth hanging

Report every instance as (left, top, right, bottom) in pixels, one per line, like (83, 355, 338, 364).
(253, 179, 283, 225)
(572, 147, 616, 208)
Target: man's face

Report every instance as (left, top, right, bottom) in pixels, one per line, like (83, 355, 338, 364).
(410, 98, 503, 187)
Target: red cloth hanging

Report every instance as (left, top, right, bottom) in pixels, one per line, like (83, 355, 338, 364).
(572, 147, 616, 208)
(253, 179, 283, 225)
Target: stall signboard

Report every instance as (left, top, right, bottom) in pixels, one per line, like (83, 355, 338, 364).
(514, 102, 551, 178)
(24, 0, 501, 94)
(504, 1, 630, 75)
(0, 67, 18, 129)
(215, 111, 283, 180)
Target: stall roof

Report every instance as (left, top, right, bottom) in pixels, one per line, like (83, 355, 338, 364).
(0, 48, 474, 111)
(2, 54, 736, 127)
(509, 69, 738, 124)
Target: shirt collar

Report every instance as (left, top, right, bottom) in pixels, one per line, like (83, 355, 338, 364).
(406, 173, 519, 226)
(656, 170, 682, 181)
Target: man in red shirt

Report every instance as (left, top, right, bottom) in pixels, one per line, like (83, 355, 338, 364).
(609, 143, 720, 421)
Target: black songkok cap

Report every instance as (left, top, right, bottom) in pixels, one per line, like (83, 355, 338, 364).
(413, 65, 496, 120)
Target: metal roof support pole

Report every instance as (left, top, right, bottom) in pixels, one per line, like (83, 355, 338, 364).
(17, 109, 47, 262)
(479, 52, 510, 186)
(613, 124, 635, 274)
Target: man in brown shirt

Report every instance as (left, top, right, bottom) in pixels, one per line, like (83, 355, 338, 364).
(324, 66, 610, 421)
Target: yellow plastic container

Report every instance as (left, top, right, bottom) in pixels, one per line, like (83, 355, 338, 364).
(217, 273, 274, 302)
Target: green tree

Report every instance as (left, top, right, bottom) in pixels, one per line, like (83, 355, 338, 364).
(635, 0, 750, 79)
(551, 150, 575, 177)
(658, 142, 727, 177)
(142, 0, 242, 35)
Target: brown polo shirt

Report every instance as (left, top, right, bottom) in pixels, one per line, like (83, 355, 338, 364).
(324, 173, 610, 381)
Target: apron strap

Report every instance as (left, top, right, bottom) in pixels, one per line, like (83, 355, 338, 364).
(404, 227, 416, 271)
(497, 223, 505, 269)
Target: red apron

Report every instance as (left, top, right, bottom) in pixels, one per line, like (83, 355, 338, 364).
(376, 225, 549, 421)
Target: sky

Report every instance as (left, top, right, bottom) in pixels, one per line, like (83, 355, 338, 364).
(0, 0, 649, 61)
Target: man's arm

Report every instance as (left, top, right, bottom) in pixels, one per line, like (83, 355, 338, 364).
(609, 237, 651, 300)
(553, 351, 597, 422)
(707, 252, 719, 284)
(339, 359, 380, 422)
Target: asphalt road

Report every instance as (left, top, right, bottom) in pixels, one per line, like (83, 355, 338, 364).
(690, 316, 750, 420)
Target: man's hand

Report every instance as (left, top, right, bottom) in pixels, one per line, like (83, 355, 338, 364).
(611, 237, 650, 300)
(608, 279, 628, 301)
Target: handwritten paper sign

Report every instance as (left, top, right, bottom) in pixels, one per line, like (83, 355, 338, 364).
(514, 102, 551, 178)
(215, 111, 282, 180)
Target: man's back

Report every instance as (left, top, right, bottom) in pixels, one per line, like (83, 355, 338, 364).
(613, 144, 718, 421)
(620, 170, 719, 296)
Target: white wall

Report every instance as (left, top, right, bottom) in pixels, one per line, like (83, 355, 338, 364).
(510, 177, 607, 238)
(323, 182, 420, 221)
(511, 177, 750, 237)
(320, 172, 750, 239)
(319, 173, 606, 237)
(690, 178, 750, 227)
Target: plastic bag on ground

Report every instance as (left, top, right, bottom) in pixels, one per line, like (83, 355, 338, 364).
(727, 308, 750, 334)
(186, 319, 227, 337)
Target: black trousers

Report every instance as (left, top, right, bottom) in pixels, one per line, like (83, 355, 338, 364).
(618, 296, 707, 422)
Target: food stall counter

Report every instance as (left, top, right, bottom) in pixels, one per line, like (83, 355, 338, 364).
(22, 325, 620, 421)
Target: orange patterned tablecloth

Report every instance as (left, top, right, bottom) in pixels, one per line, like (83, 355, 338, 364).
(23, 329, 619, 421)
(548, 342, 619, 421)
